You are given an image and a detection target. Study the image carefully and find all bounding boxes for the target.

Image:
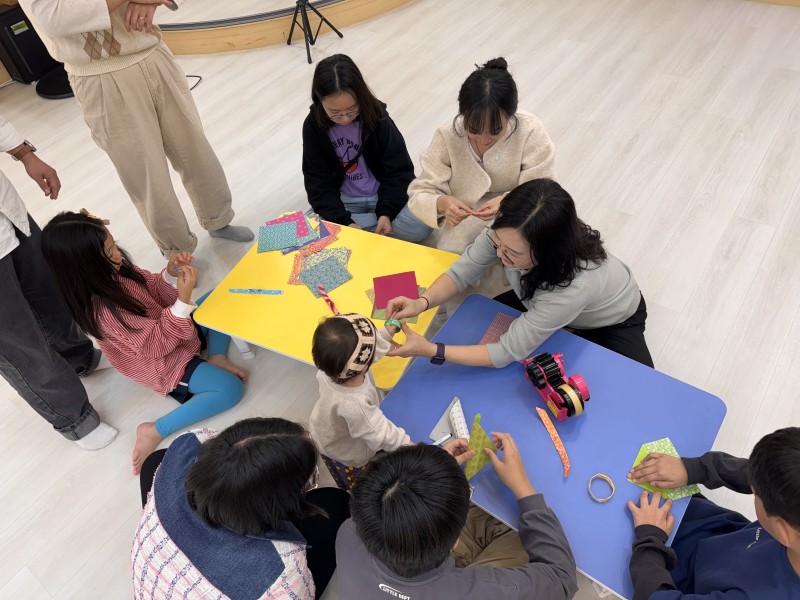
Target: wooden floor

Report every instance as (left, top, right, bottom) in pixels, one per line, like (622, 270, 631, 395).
(1, 0, 800, 598)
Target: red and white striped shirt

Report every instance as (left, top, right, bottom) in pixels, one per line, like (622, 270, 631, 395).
(95, 265, 200, 396)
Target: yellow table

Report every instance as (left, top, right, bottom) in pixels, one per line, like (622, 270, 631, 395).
(194, 222, 459, 388)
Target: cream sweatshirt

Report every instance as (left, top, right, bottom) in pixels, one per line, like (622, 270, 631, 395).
(309, 328, 411, 467)
(19, 0, 183, 76)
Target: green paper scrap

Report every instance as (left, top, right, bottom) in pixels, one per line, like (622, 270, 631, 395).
(464, 414, 496, 480)
(365, 287, 426, 323)
(628, 438, 700, 500)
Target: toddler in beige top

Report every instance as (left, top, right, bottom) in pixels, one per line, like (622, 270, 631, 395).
(309, 314, 411, 467)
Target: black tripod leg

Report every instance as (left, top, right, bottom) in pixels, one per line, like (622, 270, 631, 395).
(300, 3, 313, 63)
(287, 1, 301, 45)
(307, 2, 344, 39)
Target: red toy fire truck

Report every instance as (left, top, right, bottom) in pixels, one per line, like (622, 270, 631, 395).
(522, 352, 589, 422)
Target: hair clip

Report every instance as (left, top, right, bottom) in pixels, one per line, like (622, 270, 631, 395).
(80, 208, 110, 225)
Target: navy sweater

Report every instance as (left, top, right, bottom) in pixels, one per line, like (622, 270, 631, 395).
(629, 452, 800, 599)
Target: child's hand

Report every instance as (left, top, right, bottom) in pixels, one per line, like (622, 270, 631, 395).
(628, 491, 675, 535)
(175, 266, 197, 303)
(387, 323, 436, 358)
(167, 252, 194, 275)
(485, 432, 536, 500)
(442, 437, 475, 465)
(628, 453, 688, 489)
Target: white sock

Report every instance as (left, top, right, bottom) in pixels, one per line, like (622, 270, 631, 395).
(75, 422, 118, 451)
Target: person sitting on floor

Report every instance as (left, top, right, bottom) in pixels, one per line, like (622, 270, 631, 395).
(302, 53, 430, 242)
(41, 210, 246, 474)
(336, 433, 579, 599)
(626, 426, 800, 599)
(133, 417, 351, 599)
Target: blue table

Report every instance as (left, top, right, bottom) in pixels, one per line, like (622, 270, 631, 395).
(381, 295, 727, 599)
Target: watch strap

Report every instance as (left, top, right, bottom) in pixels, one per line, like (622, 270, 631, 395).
(430, 342, 446, 365)
(10, 140, 36, 161)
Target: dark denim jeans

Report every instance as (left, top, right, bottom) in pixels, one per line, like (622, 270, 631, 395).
(0, 214, 99, 440)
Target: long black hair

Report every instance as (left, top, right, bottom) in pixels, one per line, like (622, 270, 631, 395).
(492, 179, 607, 299)
(456, 57, 518, 136)
(185, 418, 324, 535)
(40, 211, 146, 339)
(310, 53, 384, 135)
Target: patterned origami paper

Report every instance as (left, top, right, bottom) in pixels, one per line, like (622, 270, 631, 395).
(257, 222, 300, 252)
(298, 256, 352, 298)
(479, 313, 516, 344)
(628, 438, 700, 500)
(537, 407, 570, 477)
(265, 211, 310, 237)
(464, 414, 496, 480)
(297, 222, 342, 256)
(289, 247, 352, 285)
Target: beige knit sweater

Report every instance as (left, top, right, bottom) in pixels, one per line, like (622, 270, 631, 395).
(19, 0, 183, 76)
(408, 111, 556, 256)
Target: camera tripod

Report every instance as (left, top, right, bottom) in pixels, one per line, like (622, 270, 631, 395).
(287, 0, 343, 64)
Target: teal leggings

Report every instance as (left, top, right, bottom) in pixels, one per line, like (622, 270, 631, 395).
(154, 291, 244, 437)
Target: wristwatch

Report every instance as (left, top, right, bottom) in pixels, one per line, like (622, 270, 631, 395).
(10, 140, 36, 161)
(430, 342, 446, 365)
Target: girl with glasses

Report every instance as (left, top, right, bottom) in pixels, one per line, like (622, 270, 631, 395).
(302, 54, 431, 242)
(386, 179, 654, 369)
(406, 58, 556, 296)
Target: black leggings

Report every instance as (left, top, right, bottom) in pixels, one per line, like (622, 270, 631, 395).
(139, 450, 350, 599)
(493, 290, 655, 368)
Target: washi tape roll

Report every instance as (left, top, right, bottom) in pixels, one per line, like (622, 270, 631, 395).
(588, 473, 615, 503)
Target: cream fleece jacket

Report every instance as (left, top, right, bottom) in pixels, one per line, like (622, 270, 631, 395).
(407, 111, 555, 255)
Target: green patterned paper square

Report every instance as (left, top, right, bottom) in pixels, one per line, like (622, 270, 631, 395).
(464, 414, 496, 480)
(629, 437, 700, 500)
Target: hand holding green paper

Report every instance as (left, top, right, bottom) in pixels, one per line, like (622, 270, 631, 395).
(628, 438, 699, 500)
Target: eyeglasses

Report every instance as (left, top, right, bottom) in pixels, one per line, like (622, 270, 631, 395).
(485, 228, 518, 265)
(326, 110, 359, 122)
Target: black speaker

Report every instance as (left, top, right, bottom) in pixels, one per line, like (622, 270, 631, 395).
(0, 4, 59, 84)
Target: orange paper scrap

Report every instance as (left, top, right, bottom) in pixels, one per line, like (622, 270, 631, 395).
(536, 407, 570, 477)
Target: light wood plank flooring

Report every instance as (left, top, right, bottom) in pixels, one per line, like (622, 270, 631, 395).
(1, 0, 799, 597)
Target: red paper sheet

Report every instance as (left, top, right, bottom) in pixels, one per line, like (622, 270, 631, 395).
(372, 271, 419, 309)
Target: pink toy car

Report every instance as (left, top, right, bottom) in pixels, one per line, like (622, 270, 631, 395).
(523, 352, 590, 422)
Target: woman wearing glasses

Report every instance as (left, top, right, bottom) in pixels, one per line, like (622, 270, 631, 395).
(407, 58, 555, 260)
(132, 418, 350, 600)
(302, 54, 430, 242)
(386, 179, 654, 368)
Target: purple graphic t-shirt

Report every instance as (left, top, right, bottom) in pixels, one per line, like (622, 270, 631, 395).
(328, 121, 380, 197)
